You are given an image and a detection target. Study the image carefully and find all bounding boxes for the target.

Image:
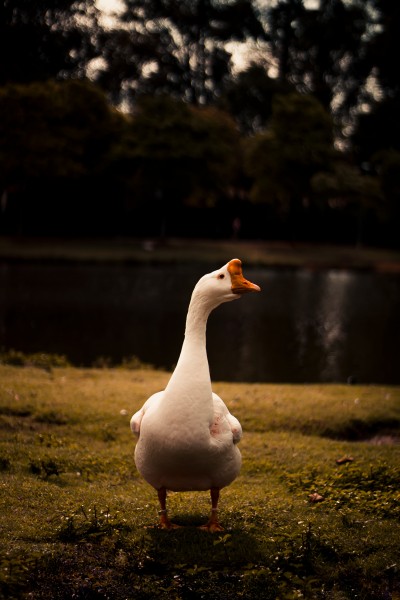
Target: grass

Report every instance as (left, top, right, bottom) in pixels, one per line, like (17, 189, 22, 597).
(1, 364, 399, 599)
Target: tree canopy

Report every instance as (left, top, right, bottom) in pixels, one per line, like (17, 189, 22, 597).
(0, 80, 121, 185)
(0, 0, 398, 246)
(0, 0, 99, 85)
(95, 0, 265, 107)
(244, 93, 335, 214)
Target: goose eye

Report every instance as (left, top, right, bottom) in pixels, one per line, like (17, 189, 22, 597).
(217, 274, 225, 280)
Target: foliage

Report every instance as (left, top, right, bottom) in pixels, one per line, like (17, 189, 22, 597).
(365, 0, 400, 102)
(1, 0, 398, 159)
(0, 0, 399, 243)
(311, 161, 385, 217)
(96, 0, 265, 106)
(352, 97, 400, 165)
(219, 63, 294, 135)
(351, 103, 400, 233)
(244, 93, 335, 214)
(117, 95, 241, 216)
(56, 505, 129, 541)
(265, 0, 370, 118)
(0, 79, 129, 236)
(375, 150, 400, 211)
(0, 79, 123, 186)
(0, 350, 70, 371)
(0, 365, 399, 599)
(0, 0, 99, 86)
(120, 355, 156, 370)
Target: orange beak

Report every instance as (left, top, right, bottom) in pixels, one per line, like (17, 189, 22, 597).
(228, 259, 261, 295)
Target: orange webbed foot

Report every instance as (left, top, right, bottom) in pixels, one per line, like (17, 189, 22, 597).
(159, 510, 182, 529)
(198, 508, 224, 532)
(199, 521, 225, 532)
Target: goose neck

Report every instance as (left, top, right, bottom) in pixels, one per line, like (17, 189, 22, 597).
(184, 293, 214, 342)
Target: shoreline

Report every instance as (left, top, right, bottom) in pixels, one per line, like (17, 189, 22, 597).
(1, 236, 400, 272)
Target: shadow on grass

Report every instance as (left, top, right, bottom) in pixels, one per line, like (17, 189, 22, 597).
(19, 524, 268, 600)
(130, 524, 271, 600)
(143, 518, 264, 570)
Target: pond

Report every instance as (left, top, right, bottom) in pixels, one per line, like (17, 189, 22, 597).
(1, 262, 399, 384)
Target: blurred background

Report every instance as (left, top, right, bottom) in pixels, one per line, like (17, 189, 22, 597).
(0, 0, 399, 384)
(1, 0, 399, 244)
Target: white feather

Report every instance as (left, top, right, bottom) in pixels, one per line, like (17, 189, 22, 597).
(131, 259, 259, 494)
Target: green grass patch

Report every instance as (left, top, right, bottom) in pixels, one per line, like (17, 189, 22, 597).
(1, 365, 399, 599)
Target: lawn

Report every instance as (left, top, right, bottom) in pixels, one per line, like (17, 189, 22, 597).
(1, 363, 399, 599)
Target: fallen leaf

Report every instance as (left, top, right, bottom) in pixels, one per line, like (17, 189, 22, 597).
(309, 493, 324, 503)
(336, 456, 354, 465)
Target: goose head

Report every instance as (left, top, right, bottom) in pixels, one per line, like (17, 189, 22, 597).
(192, 258, 261, 311)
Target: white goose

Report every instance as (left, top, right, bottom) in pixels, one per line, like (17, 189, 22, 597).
(130, 258, 260, 531)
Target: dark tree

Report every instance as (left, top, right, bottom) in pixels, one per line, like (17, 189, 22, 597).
(350, 2, 400, 242)
(365, 0, 400, 102)
(0, 80, 126, 235)
(264, 0, 370, 121)
(0, 0, 99, 85)
(353, 98, 400, 165)
(265, 0, 305, 84)
(244, 93, 335, 223)
(118, 95, 241, 227)
(94, 0, 266, 107)
(351, 1, 400, 159)
(220, 63, 294, 134)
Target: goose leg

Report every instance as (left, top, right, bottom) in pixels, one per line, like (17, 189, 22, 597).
(157, 487, 178, 529)
(201, 487, 224, 532)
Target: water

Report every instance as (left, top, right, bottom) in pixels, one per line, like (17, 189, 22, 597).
(1, 263, 399, 384)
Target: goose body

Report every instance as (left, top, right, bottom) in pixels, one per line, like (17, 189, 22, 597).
(130, 258, 260, 529)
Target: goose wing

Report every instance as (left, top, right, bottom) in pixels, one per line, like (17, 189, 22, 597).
(130, 391, 164, 437)
(211, 392, 242, 444)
